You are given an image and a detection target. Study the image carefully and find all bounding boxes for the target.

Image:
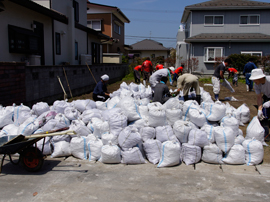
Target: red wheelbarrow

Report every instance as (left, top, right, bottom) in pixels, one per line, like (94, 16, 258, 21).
(0, 128, 76, 173)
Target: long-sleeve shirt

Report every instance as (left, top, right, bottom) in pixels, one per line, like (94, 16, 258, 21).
(134, 65, 142, 71)
(243, 62, 257, 75)
(149, 69, 171, 88)
(93, 80, 107, 96)
(174, 67, 183, 75)
(152, 82, 171, 104)
(177, 73, 198, 90)
(142, 60, 153, 73)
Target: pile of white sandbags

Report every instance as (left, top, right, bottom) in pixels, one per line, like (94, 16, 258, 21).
(0, 82, 265, 167)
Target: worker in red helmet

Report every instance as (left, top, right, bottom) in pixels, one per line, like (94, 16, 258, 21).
(134, 65, 142, 83)
(228, 67, 239, 86)
(141, 57, 153, 86)
(155, 63, 164, 71)
(172, 66, 184, 86)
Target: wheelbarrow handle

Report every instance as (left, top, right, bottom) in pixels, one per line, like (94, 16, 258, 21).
(24, 130, 76, 139)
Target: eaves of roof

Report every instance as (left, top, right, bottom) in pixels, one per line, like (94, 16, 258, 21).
(9, 0, 68, 24)
(184, 33, 270, 43)
(75, 22, 110, 39)
(181, 0, 270, 23)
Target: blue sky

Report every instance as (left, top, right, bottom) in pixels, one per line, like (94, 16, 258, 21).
(90, 0, 270, 48)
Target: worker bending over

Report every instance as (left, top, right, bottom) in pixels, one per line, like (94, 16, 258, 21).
(92, 74, 110, 102)
(152, 76, 171, 104)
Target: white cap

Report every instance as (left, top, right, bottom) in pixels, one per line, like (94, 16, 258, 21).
(169, 67, 175, 71)
(101, 74, 109, 81)
(249, 69, 265, 80)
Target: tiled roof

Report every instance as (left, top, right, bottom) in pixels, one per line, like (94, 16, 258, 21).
(185, 33, 270, 42)
(181, 0, 270, 23)
(131, 39, 170, 51)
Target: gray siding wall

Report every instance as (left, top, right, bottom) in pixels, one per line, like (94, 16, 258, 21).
(191, 9, 270, 36)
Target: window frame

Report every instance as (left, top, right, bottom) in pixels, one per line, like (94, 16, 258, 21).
(204, 47, 225, 63)
(87, 20, 102, 31)
(114, 22, 121, 35)
(239, 14, 260, 25)
(204, 15, 224, 26)
(55, 32, 61, 55)
(73, 0, 79, 23)
(241, 51, 262, 57)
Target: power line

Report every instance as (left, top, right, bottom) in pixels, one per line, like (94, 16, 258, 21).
(129, 18, 180, 24)
(126, 35, 176, 39)
(122, 8, 183, 13)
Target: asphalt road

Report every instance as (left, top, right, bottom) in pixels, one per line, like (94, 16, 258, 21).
(0, 156, 270, 202)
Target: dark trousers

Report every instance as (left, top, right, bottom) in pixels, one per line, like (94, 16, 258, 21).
(260, 95, 270, 138)
(93, 93, 109, 102)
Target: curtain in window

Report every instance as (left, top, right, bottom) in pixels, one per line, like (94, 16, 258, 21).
(214, 16, 223, 24)
(240, 16, 248, 24)
(205, 16, 213, 24)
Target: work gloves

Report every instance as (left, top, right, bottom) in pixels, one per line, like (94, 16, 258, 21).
(263, 101, 270, 108)
(257, 110, 265, 121)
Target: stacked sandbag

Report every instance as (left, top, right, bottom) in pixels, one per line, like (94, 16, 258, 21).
(236, 103, 250, 124)
(202, 143, 223, 164)
(70, 120, 91, 137)
(121, 147, 147, 164)
(17, 116, 39, 136)
(222, 144, 245, 165)
(52, 100, 71, 114)
(70, 136, 89, 160)
(80, 109, 102, 124)
(157, 141, 181, 168)
(64, 106, 80, 120)
(51, 141, 71, 158)
(90, 117, 109, 138)
(101, 132, 118, 145)
(182, 143, 201, 165)
(99, 142, 121, 164)
(214, 126, 235, 153)
(148, 102, 167, 127)
(108, 112, 127, 136)
(118, 126, 141, 150)
(188, 108, 208, 127)
(0, 106, 14, 128)
(71, 99, 95, 112)
(201, 123, 216, 143)
(140, 127, 155, 142)
(188, 128, 209, 148)
(32, 102, 50, 116)
(87, 136, 103, 161)
(166, 108, 183, 126)
(0, 124, 18, 141)
(13, 104, 32, 126)
(173, 120, 194, 143)
(206, 101, 226, 122)
(143, 139, 162, 164)
(138, 106, 149, 121)
(54, 113, 70, 126)
(156, 125, 178, 143)
(107, 96, 120, 109)
(245, 116, 265, 144)
(242, 138, 264, 165)
(182, 100, 200, 121)
(220, 114, 239, 132)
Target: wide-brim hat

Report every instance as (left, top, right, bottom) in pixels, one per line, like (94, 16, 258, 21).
(249, 69, 265, 80)
(169, 67, 175, 71)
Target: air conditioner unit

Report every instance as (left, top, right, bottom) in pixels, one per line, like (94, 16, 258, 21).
(29, 55, 41, 65)
(80, 54, 92, 65)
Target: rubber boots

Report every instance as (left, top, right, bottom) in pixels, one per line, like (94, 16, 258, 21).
(183, 95, 189, 102)
(246, 84, 249, 92)
(196, 95, 201, 105)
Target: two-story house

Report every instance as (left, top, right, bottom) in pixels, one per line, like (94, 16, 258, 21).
(86, 2, 130, 63)
(0, 0, 110, 65)
(176, 0, 270, 74)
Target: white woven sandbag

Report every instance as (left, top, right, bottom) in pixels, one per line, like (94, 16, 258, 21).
(36, 136, 52, 155)
(101, 108, 123, 121)
(214, 126, 235, 153)
(201, 102, 214, 114)
(138, 98, 150, 106)
(225, 103, 241, 124)
(157, 141, 181, 168)
(80, 109, 102, 124)
(163, 97, 183, 110)
(121, 147, 147, 164)
(119, 97, 142, 122)
(0, 124, 18, 140)
(101, 132, 118, 145)
(140, 127, 155, 142)
(70, 136, 88, 160)
(120, 81, 130, 90)
(156, 125, 178, 143)
(96, 101, 107, 110)
(13, 104, 32, 127)
(222, 144, 245, 165)
(202, 143, 223, 164)
(52, 100, 71, 114)
(128, 119, 147, 131)
(139, 106, 149, 121)
(108, 112, 127, 136)
(173, 120, 197, 143)
(220, 114, 239, 132)
(129, 82, 139, 92)
(182, 143, 201, 165)
(31, 102, 50, 116)
(148, 102, 167, 127)
(64, 106, 80, 121)
(235, 133, 245, 145)
(238, 128, 243, 136)
(120, 89, 133, 99)
(36, 110, 57, 127)
(189, 108, 208, 127)
(54, 113, 70, 126)
(51, 141, 71, 158)
(71, 99, 95, 112)
(182, 100, 200, 121)
(141, 86, 152, 99)
(17, 116, 39, 136)
(206, 101, 226, 122)
(188, 128, 209, 148)
(143, 139, 162, 164)
(242, 138, 264, 166)
(69, 120, 91, 137)
(42, 119, 67, 132)
(107, 96, 120, 109)
(166, 108, 182, 126)
(0, 106, 14, 128)
(88, 136, 103, 161)
(245, 116, 265, 144)
(110, 89, 121, 98)
(91, 117, 109, 138)
(201, 124, 216, 143)
(99, 142, 121, 164)
(118, 126, 142, 150)
(236, 103, 250, 124)
(201, 91, 214, 103)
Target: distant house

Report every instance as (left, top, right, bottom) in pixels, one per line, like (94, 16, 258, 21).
(87, 2, 131, 63)
(176, 0, 270, 74)
(0, 0, 109, 65)
(130, 39, 170, 61)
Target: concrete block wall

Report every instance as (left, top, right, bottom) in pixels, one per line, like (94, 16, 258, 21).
(0, 63, 129, 107)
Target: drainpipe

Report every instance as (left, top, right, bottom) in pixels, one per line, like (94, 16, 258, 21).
(68, 4, 75, 65)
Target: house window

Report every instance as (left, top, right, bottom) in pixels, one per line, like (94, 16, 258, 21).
(87, 20, 101, 31)
(73, 0, 79, 22)
(8, 24, 40, 54)
(205, 15, 224, 25)
(75, 42, 78, 60)
(55, 32, 61, 55)
(114, 23, 121, 35)
(240, 15, 260, 25)
(241, 51, 262, 57)
(204, 47, 225, 62)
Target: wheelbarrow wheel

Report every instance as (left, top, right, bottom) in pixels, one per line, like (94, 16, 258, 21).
(20, 147, 44, 172)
